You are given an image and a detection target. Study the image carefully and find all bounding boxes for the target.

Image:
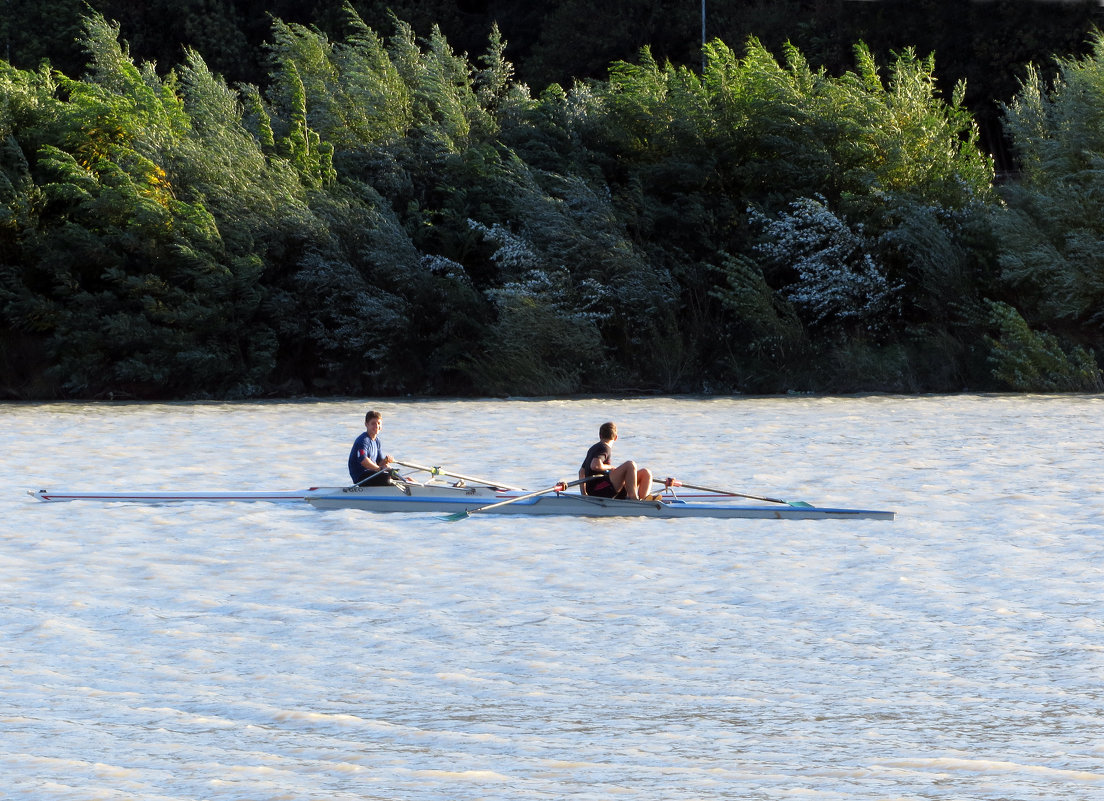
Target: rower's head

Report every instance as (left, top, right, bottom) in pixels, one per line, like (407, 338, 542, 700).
(365, 410, 383, 437)
(599, 421, 617, 442)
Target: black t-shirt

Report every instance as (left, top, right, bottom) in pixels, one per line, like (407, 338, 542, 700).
(581, 441, 612, 476)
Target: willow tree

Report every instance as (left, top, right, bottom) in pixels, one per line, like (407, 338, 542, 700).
(552, 37, 995, 391)
(0, 14, 288, 397)
(998, 31, 1104, 329)
(984, 30, 1104, 390)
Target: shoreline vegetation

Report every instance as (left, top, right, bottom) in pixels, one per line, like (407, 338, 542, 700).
(2, 4, 1104, 400)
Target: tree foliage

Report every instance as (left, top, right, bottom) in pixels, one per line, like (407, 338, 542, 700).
(986, 29, 1104, 389)
(986, 300, 1102, 392)
(0, 8, 1100, 398)
(998, 31, 1104, 323)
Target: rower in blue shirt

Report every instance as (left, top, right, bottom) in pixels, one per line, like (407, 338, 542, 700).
(348, 410, 396, 486)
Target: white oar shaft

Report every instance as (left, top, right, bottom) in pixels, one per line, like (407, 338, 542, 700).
(467, 481, 570, 514)
(446, 476, 596, 520)
(395, 460, 526, 491)
(658, 477, 805, 507)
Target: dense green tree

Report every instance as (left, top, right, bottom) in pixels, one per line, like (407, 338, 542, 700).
(7, 1, 1101, 159)
(0, 15, 278, 397)
(526, 36, 995, 391)
(986, 29, 1104, 389)
(986, 300, 1102, 391)
(3, 6, 1102, 398)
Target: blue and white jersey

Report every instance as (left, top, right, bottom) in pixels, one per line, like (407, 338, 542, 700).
(348, 432, 384, 483)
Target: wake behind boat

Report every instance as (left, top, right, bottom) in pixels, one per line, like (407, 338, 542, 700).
(29, 466, 895, 521)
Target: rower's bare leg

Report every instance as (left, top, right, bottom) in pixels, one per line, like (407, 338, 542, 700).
(636, 467, 653, 499)
(610, 461, 640, 499)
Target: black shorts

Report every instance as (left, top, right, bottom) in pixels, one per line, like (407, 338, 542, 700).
(355, 471, 393, 487)
(584, 474, 626, 499)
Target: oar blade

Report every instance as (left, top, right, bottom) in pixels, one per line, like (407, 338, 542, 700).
(440, 510, 471, 522)
(787, 500, 815, 508)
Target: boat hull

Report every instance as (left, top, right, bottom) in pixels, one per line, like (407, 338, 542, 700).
(30, 489, 314, 503)
(28, 483, 501, 505)
(307, 490, 894, 520)
(29, 484, 895, 520)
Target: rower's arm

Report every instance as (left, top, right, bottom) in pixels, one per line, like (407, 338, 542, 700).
(360, 454, 393, 471)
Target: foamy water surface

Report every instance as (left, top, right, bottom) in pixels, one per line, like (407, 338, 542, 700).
(2, 395, 1103, 799)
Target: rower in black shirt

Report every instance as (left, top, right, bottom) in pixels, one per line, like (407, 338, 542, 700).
(579, 421, 653, 500)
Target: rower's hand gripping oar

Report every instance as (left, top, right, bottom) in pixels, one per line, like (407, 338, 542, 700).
(441, 477, 595, 521)
(657, 477, 814, 508)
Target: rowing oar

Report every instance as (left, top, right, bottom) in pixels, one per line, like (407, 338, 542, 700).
(394, 460, 526, 491)
(442, 477, 595, 522)
(656, 477, 814, 508)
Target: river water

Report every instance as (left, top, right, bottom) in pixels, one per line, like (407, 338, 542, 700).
(2, 395, 1102, 799)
